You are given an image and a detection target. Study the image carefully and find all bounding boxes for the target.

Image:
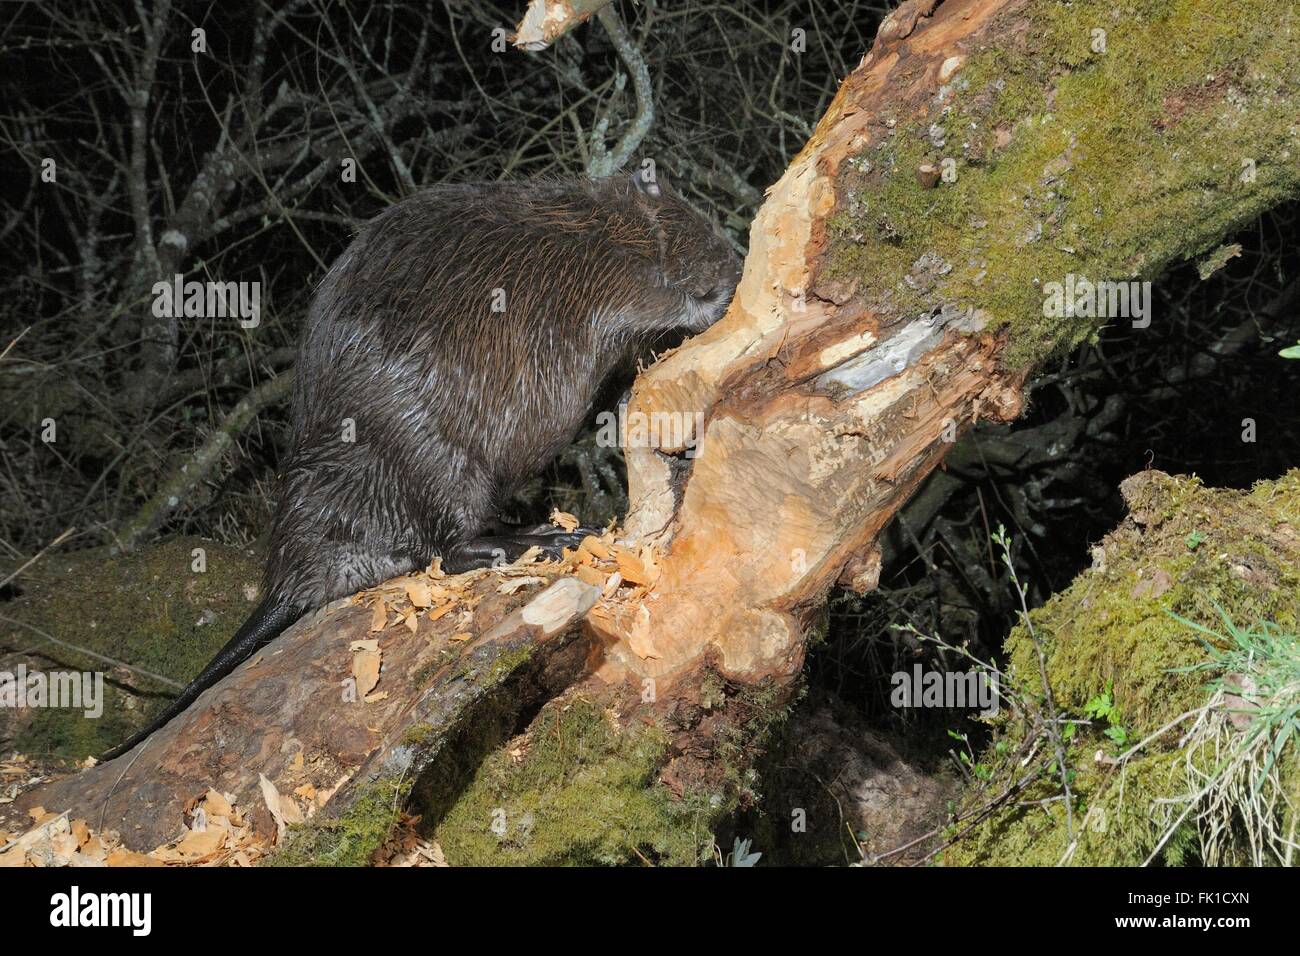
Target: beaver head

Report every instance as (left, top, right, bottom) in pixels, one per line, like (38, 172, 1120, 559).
(605, 166, 743, 336)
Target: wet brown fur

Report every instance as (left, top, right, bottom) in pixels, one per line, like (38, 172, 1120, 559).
(267, 173, 740, 608)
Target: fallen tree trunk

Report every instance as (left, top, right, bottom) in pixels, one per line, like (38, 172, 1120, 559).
(6, 560, 600, 858)
(7, 0, 1299, 864)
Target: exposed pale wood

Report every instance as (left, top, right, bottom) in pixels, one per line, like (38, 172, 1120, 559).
(589, 0, 1026, 689)
(514, 0, 610, 50)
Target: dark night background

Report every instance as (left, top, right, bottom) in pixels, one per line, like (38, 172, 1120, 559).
(1, 0, 1297, 863)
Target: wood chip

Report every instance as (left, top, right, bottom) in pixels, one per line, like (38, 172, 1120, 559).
(351, 640, 382, 698)
(549, 509, 580, 531)
(405, 579, 433, 608)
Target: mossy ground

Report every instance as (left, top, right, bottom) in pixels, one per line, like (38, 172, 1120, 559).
(0, 537, 262, 760)
(945, 471, 1300, 865)
(829, 0, 1300, 366)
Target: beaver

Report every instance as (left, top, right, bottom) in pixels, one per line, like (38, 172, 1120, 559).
(102, 170, 741, 760)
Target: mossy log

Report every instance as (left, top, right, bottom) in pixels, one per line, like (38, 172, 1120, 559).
(8, 0, 1300, 863)
(945, 471, 1300, 866)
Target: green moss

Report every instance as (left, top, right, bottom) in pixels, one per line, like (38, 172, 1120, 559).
(0, 537, 263, 759)
(710, 676, 796, 804)
(485, 645, 534, 682)
(945, 471, 1300, 865)
(435, 698, 708, 866)
(269, 777, 409, 867)
(401, 723, 435, 746)
(947, 746, 1193, 866)
(1008, 472, 1300, 732)
(829, 0, 1300, 366)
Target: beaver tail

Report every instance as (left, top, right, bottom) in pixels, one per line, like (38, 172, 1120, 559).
(99, 598, 301, 761)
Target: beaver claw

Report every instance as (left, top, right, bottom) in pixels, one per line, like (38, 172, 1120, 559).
(441, 524, 602, 572)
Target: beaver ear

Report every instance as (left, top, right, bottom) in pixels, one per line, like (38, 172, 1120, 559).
(631, 164, 668, 199)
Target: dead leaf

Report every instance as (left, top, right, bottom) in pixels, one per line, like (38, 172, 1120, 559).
(427, 601, 455, 622)
(574, 564, 606, 588)
(579, 535, 610, 560)
(201, 788, 234, 818)
(80, 833, 108, 861)
(258, 774, 303, 842)
(155, 825, 227, 863)
(614, 547, 655, 586)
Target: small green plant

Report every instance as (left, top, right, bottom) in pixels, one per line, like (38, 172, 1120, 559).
(948, 729, 993, 781)
(1083, 681, 1131, 747)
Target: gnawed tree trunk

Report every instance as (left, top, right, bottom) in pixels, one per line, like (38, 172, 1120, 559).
(7, 0, 1299, 864)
